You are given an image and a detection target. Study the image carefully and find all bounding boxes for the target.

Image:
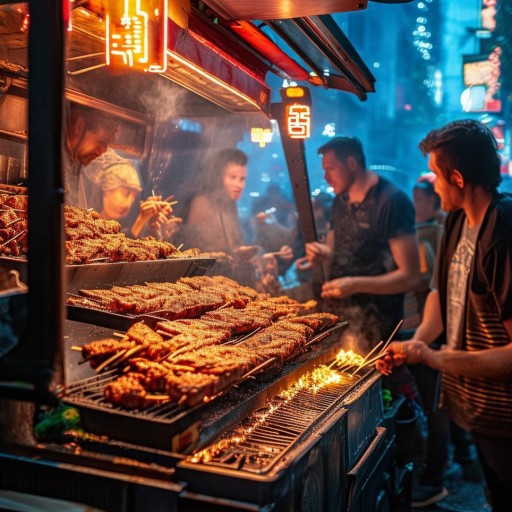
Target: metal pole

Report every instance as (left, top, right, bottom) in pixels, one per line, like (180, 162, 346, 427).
(26, 0, 65, 397)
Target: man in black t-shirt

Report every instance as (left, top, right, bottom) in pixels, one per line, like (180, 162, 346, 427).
(305, 137, 421, 348)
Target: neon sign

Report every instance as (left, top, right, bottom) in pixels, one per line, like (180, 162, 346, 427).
(106, 0, 167, 73)
(281, 86, 312, 140)
(481, 0, 497, 32)
(285, 104, 311, 139)
(251, 128, 273, 148)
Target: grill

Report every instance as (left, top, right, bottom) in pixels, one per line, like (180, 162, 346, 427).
(62, 322, 352, 452)
(175, 366, 383, 510)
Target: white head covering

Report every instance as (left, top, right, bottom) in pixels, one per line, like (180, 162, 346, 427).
(84, 148, 142, 192)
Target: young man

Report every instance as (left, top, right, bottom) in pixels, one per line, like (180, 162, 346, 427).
(63, 103, 119, 208)
(377, 120, 512, 512)
(304, 136, 420, 346)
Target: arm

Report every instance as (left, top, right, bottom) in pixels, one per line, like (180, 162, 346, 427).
(322, 233, 421, 299)
(380, 318, 512, 381)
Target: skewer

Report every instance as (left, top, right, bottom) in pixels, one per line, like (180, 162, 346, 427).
(359, 340, 384, 367)
(241, 357, 276, 379)
(115, 344, 145, 364)
(145, 394, 170, 401)
(380, 319, 404, 354)
(0, 205, 23, 211)
(176, 243, 184, 251)
(0, 229, 26, 247)
(350, 352, 389, 376)
(95, 349, 128, 373)
(3, 218, 21, 228)
(71, 346, 83, 352)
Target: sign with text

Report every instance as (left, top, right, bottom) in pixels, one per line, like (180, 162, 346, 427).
(281, 86, 312, 140)
(106, 0, 167, 73)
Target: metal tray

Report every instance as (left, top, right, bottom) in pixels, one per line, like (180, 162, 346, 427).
(62, 323, 349, 453)
(66, 257, 216, 293)
(0, 256, 216, 294)
(66, 304, 167, 331)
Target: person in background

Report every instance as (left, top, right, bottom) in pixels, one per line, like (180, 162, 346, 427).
(403, 173, 445, 330)
(401, 173, 451, 507)
(184, 148, 249, 254)
(304, 136, 421, 347)
(63, 103, 119, 208)
(377, 120, 512, 512)
(85, 149, 173, 238)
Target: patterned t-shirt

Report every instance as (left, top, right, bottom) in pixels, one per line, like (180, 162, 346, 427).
(446, 220, 480, 349)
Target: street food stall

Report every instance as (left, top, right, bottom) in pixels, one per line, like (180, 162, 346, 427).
(0, 1, 413, 510)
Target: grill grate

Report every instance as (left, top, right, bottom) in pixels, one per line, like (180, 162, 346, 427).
(189, 371, 362, 474)
(64, 369, 186, 418)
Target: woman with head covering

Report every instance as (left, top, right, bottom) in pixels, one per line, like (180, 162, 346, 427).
(85, 149, 173, 238)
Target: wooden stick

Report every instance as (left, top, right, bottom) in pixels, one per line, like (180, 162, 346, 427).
(4, 218, 21, 228)
(380, 319, 404, 354)
(0, 229, 26, 247)
(145, 394, 170, 401)
(350, 352, 388, 375)
(71, 346, 83, 352)
(176, 243, 184, 251)
(242, 357, 276, 379)
(95, 349, 127, 373)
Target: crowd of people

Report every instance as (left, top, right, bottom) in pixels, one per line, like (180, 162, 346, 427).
(62, 106, 510, 511)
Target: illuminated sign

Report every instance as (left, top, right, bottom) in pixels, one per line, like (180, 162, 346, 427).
(106, 0, 167, 73)
(481, 0, 497, 32)
(280, 86, 312, 140)
(285, 104, 311, 139)
(251, 128, 273, 148)
(462, 49, 502, 113)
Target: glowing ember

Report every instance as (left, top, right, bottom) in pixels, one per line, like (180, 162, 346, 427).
(330, 349, 365, 370)
(191, 406, 277, 463)
(279, 365, 349, 399)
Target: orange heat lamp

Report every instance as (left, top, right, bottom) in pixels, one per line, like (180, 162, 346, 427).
(280, 86, 312, 140)
(105, 0, 168, 73)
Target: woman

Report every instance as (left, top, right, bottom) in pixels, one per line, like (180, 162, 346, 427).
(184, 148, 249, 254)
(85, 149, 172, 238)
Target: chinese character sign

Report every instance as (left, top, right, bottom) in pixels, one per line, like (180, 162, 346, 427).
(286, 104, 311, 139)
(106, 0, 167, 73)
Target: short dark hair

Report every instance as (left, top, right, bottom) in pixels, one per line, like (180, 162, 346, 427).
(207, 148, 248, 192)
(419, 120, 501, 192)
(68, 103, 119, 138)
(317, 136, 366, 169)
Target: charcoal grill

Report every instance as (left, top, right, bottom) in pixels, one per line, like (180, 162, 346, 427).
(62, 322, 352, 452)
(176, 364, 384, 510)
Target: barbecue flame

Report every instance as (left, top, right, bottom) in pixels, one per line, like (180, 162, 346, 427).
(279, 365, 349, 400)
(191, 404, 279, 463)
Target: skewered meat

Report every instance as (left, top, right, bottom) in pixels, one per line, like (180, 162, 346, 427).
(164, 371, 221, 406)
(104, 373, 169, 409)
(126, 322, 164, 345)
(81, 338, 137, 368)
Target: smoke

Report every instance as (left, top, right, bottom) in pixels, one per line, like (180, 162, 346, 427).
(329, 303, 384, 355)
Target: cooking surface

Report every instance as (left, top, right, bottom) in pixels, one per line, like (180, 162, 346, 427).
(62, 322, 350, 451)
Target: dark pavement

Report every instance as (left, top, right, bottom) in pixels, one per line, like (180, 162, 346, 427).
(414, 460, 490, 512)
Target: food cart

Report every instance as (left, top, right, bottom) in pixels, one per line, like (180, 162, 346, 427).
(0, 1, 413, 510)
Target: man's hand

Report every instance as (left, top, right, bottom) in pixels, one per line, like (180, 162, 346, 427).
(375, 340, 429, 375)
(321, 276, 358, 299)
(305, 241, 331, 264)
